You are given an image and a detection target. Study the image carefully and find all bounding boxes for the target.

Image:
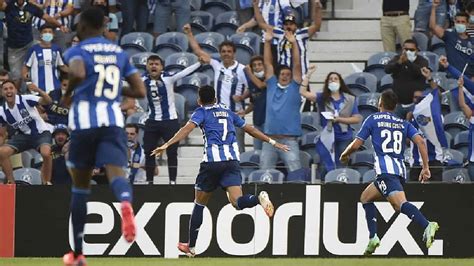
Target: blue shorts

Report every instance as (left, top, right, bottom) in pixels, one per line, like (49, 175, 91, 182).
(373, 173, 405, 198)
(195, 161, 242, 192)
(67, 127, 127, 169)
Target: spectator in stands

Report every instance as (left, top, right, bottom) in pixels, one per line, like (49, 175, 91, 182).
(0, 80, 53, 184)
(260, 30, 303, 172)
(125, 123, 146, 184)
(384, 39, 429, 119)
(464, 3, 474, 37)
(0, 69, 10, 104)
(51, 123, 71, 184)
(430, 1, 474, 77)
(447, 0, 463, 28)
(70, 34, 80, 47)
(415, 0, 447, 33)
(300, 65, 361, 169)
(237, 0, 291, 34)
(120, 0, 148, 35)
(457, 75, 474, 179)
(142, 54, 206, 185)
(184, 24, 248, 153)
(41, 73, 69, 125)
(91, 0, 119, 42)
(0, 0, 63, 85)
(153, 0, 190, 37)
(254, 0, 322, 76)
(31, 0, 74, 50)
(22, 24, 68, 94)
(380, 0, 412, 52)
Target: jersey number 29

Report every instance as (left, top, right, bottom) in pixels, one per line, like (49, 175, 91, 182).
(94, 65, 120, 99)
(381, 129, 402, 154)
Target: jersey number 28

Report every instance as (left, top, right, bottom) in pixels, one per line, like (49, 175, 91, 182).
(381, 129, 402, 154)
(94, 65, 120, 99)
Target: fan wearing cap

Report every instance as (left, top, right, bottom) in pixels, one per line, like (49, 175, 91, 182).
(51, 124, 72, 184)
(142, 54, 207, 185)
(253, 0, 322, 77)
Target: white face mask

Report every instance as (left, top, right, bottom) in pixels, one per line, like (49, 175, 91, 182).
(254, 71, 264, 79)
(328, 82, 340, 92)
(406, 50, 417, 62)
(277, 82, 289, 89)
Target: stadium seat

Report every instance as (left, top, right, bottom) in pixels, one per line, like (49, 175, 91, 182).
(445, 131, 453, 148)
(430, 35, 446, 57)
(176, 72, 213, 88)
(447, 78, 458, 91)
(234, 44, 254, 65)
(198, 65, 215, 85)
(120, 32, 154, 52)
(364, 51, 397, 81)
(440, 91, 450, 116)
(212, 11, 239, 39)
(442, 168, 471, 183)
(175, 78, 201, 111)
(300, 111, 321, 133)
(357, 93, 380, 120)
(453, 130, 470, 156)
(349, 150, 375, 176)
(130, 52, 158, 70)
(195, 32, 226, 54)
(443, 111, 469, 136)
(21, 150, 33, 168)
(240, 150, 260, 181)
(324, 168, 361, 184)
(0, 171, 5, 183)
(153, 32, 188, 60)
(418, 51, 439, 72)
(344, 72, 377, 96)
(299, 150, 312, 169)
(215, 11, 239, 25)
(190, 11, 214, 34)
(443, 148, 466, 166)
(286, 167, 311, 183)
(126, 112, 147, 126)
(190, 0, 202, 10)
(13, 168, 42, 185)
(31, 151, 43, 168)
(121, 45, 147, 57)
(230, 32, 261, 57)
(431, 72, 448, 90)
(248, 169, 285, 184)
(378, 74, 393, 92)
(300, 131, 320, 165)
(201, 0, 233, 20)
(174, 93, 186, 123)
(362, 169, 376, 183)
(412, 32, 429, 51)
(164, 52, 199, 73)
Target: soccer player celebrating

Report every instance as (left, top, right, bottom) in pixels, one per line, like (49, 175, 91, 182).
(340, 90, 439, 255)
(151, 85, 289, 257)
(62, 7, 146, 266)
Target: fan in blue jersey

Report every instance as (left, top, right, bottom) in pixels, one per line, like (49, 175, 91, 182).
(340, 90, 439, 255)
(457, 76, 474, 179)
(151, 85, 289, 258)
(61, 7, 146, 266)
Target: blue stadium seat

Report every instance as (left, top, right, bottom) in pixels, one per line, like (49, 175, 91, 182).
(212, 11, 240, 38)
(430, 35, 446, 57)
(431, 71, 448, 90)
(300, 111, 321, 133)
(357, 93, 380, 120)
(362, 169, 376, 183)
(198, 65, 215, 85)
(349, 150, 375, 177)
(248, 169, 285, 184)
(412, 32, 429, 51)
(418, 51, 439, 72)
(120, 32, 154, 52)
(130, 52, 158, 70)
(299, 131, 320, 166)
(445, 131, 453, 148)
(175, 73, 211, 111)
(21, 150, 33, 168)
(324, 168, 361, 184)
(121, 44, 147, 57)
(13, 168, 42, 185)
(453, 130, 470, 159)
(442, 168, 471, 183)
(176, 72, 213, 88)
(443, 111, 469, 137)
(443, 148, 465, 167)
(441, 91, 450, 116)
(164, 52, 199, 73)
(153, 32, 188, 60)
(299, 150, 312, 169)
(202, 0, 233, 20)
(195, 32, 226, 54)
(378, 74, 393, 92)
(174, 93, 186, 123)
(364, 51, 397, 81)
(126, 112, 146, 126)
(239, 150, 260, 180)
(235, 44, 254, 65)
(230, 32, 261, 57)
(190, 0, 202, 10)
(190, 11, 214, 34)
(344, 72, 377, 96)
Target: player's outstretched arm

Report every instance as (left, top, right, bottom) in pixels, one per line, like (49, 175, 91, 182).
(339, 138, 363, 164)
(307, 0, 323, 37)
(242, 124, 289, 152)
(123, 72, 146, 99)
(151, 122, 197, 156)
(287, 31, 302, 83)
(412, 134, 431, 182)
(183, 24, 208, 59)
(429, 0, 445, 39)
(27, 83, 52, 105)
(263, 30, 274, 80)
(252, 0, 272, 32)
(457, 77, 473, 118)
(300, 65, 317, 101)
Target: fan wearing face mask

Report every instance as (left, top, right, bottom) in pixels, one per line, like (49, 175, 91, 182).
(431, 0, 474, 78)
(300, 66, 362, 169)
(384, 39, 429, 120)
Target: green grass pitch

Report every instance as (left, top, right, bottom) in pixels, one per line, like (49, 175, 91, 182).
(0, 258, 473, 266)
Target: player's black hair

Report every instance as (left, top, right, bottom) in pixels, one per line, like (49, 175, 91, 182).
(1, 80, 16, 89)
(250, 55, 264, 67)
(380, 90, 398, 111)
(198, 85, 216, 105)
(275, 64, 292, 77)
(39, 23, 55, 32)
(125, 123, 139, 134)
(80, 7, 105, 30)
(456, 11, 470, 22)
(147, 55, 164, 65)
(219, 41, 236, 53)
(403, 39, 418, 49)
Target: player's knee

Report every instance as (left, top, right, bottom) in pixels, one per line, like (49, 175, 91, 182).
(360, 193, 369, 203)
(0, 147, 14, 160)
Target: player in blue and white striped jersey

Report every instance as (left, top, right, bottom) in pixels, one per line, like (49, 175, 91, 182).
(237, 0, 291, 35)
(61, 8, 146, 266)
(142, 54, 203, 184)
(32, 0, 73, 30)
(340, 90, 439, 256)
(0, 80, 53, 185)
(151, 85, 288, 257)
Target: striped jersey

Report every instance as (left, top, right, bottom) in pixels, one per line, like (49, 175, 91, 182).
(190, 104, 245, 163)
(259, 0, 290, 28)
(0, 95, 52, 135)
(25, 43, 64, 93)
(469, 117, 474, 162)
(356, 112, 420, 179)
(144, 62, 200, 121)
(273, 27, 310, 75)
(32, 0, 73, 28)
(64, 36, 138, 131)
(210, 59, 247, 112)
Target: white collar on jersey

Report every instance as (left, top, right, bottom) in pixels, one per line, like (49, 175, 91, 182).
(220, 60, 238, 70)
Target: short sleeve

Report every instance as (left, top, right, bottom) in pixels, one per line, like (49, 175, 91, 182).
(231, 111, 246, 128)
(190, 108, 205, 126)
(356, 115, 372, 141)
(23, 95, 41, 107)
(406, 122, 421, 140)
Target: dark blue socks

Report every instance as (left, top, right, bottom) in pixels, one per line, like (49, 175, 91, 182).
(363, 202, 377, 238)
(71, 187, 90, 255)
(110, 177, 133, 202)
(189, 202, 205, 248)
(401, 201, 429, 229)
(236, 194, 259, 210)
